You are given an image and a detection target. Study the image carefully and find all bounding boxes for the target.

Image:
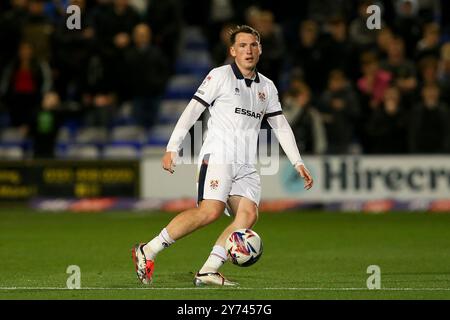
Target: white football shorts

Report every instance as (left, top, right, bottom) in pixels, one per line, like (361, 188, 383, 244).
(196, 153, 261, 209)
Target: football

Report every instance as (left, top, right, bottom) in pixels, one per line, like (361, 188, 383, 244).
(225, 229, 263, 267)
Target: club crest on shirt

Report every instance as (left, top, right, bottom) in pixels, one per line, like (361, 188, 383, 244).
(210, 179, 219, 190)
(258, 91, 266, 102)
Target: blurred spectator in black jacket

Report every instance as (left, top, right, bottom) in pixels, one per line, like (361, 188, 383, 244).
(392, 0, 423, 59)
(375, 26, 394, 61)
(408, 83, 450, 153)
(438, 43, 450, 106)
(415, 22, 441, 61)
(51, 0, 95, 101)
(418, 56, 439, 87)
(283, 83, 327, 154)
(0, 41, 52, 133)
(366, 86, 408, 154)
(146, 0, 182, 68)
(91, 0, 141, 99)
(292, 19, 327, 94)
(125, 23, 170, 129)
(93, 0, 140, 51)
(319, 70, 360, 154)
(251, 10, 285, 87)
(322, 15, 356, 81)
(22, 0, 54, 62)
(380, 36, 418, 108)
(0, 0, 29, 74)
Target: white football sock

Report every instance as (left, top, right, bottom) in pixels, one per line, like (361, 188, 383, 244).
(199, 245, 227, 274)
(143, 228, 175, 260)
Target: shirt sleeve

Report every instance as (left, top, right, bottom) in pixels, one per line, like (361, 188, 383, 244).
(264, 81, 283, 119)
(266, 114, 304, 168)
(166, 99, 206, 153)
(192, 68, 223, 107)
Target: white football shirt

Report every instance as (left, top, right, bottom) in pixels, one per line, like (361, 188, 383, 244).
(193, 62, 282, 164)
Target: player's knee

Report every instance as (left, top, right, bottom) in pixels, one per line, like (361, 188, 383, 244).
(236, 209, 258, 228)
(197, 207, 222, 225)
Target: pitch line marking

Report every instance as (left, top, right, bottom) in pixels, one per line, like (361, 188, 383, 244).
(1, 287, 450, 291)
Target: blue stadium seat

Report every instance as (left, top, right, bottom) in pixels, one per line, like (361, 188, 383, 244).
(59, 143, 101, 159)
(175, 49, 212, 76)
(164, 75, 202, 100)
(147, 124, 174, 146)
(102, 143, 140, 159)
(110, 125, 146, 144)
(158, 99, 189, 124)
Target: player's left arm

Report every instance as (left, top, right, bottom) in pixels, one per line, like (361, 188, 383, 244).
(266, 114, 313, 190)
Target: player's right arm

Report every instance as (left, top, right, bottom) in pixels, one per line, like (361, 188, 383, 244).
(162, 99, 206, 173)
(162, 68, 223, 174)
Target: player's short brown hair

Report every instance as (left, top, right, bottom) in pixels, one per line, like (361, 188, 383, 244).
(229, 25, 260, 45)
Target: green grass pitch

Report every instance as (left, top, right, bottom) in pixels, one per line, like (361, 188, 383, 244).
(1, 208, 450, 299)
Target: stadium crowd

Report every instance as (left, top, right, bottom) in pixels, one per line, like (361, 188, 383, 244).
(0, 0, 450, 158)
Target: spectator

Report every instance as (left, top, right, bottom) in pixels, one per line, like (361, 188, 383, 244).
(251, 10, 285, 86)
(320, 70, 360, 154)
(146, 0, 182, 68)
(292, 19, 327, 94)
(31, 91, 62, 158)
(380, 36, 417, 108)
(357, 52, 392, 110)
(415, 22, 441, 61)
(22, 0, 54, 62)
(93, 0, 141, 51)
(283, 83, 327, 154)
(0, 0, 29, 73)
(322, 15, 356, 81)
(375, 26, 394, 61)
(366, 86, 408, 154)
(125, 23, 170, 129)
(418, 56, 439, 87)
(438, 42, 450, 106)
(92, 0, 141, 99)
(392, 0, 423, 59)
(0, 41, 52, 133)
(408, 84, 450, 153)
(349, 0, 380, 51)
(51, 0, 95, 101)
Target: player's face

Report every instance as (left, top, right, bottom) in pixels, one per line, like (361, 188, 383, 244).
(230, 33, 261, 72)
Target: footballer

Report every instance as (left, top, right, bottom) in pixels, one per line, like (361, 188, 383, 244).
(132, 25, 313, 286)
